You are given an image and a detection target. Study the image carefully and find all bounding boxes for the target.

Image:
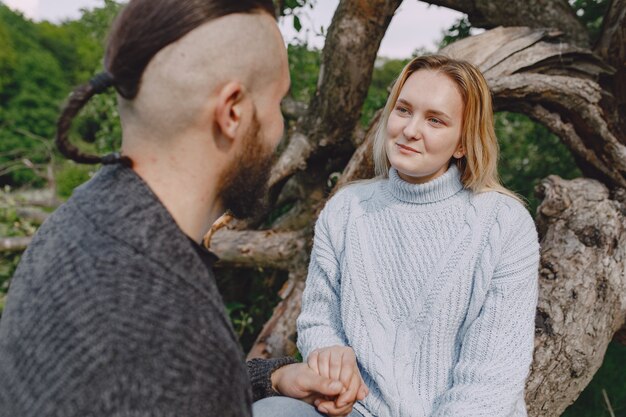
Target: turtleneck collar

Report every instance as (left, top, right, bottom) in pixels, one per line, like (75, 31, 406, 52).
(385, 164, 464, 204)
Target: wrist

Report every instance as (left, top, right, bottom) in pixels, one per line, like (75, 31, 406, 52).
(270, 366, 284, 395)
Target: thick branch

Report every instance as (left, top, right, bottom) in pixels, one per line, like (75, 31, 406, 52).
(595, 0, 626, 140)
(442, 27, 626, 187)
(1, 188, 60, 208)
(334, 110, 380, 190)
(281, 96, 308, 120)
(209, 229, 307, 270)
(424, 0, 589, 46)
(491, 73, 626, 187)
(247, 268, 306, 359)
(596, 0, 626, 59)
(0, 236, 32, 253)
(527, 176, 626, 416)
(269, 0, 402, 190)
(14, 207, 50, 224)
(510, 103, 614, 181)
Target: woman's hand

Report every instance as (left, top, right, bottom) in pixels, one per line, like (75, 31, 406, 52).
(307, 346, 369, 416)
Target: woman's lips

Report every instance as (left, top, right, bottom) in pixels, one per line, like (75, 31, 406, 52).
(396, 143, 419, 153)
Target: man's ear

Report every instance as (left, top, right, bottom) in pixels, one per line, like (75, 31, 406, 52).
(214, 81, 246, 143)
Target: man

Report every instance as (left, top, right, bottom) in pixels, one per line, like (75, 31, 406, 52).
(0, 1, 364, 416)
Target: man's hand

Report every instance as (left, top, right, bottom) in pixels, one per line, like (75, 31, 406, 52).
(307, 346, 369, 416)
(271, 362, 344, 404)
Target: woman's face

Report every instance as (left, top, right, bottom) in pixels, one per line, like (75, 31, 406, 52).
(385, 69, 464, 184)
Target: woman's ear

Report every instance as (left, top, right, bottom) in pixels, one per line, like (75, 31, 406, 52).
(453, 143, 465, 159)
(214, 81, 245, 142)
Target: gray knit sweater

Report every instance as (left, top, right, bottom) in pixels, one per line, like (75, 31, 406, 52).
(0, 164, 290, 417)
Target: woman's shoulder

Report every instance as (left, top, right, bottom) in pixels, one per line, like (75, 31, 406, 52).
(474, 190, 538, 247)
(316, 179, 382, 230)
(472, 189, 532, 220)
(325, 178, 381, 210)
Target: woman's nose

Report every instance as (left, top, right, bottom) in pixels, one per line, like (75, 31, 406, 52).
(402, 117, 423, 141)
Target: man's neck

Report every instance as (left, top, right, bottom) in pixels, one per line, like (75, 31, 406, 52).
(122, 143, 225, 243)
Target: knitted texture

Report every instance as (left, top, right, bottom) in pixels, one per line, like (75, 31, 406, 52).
(0, 165, 280, 417)
(247, 357, 298, 401)
(297, 165, 540, 417)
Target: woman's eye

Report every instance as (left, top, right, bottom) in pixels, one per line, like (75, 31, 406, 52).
(395, 106, 409, 114)
(428, 117, 443, 125)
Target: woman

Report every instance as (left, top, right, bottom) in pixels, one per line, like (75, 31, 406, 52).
(294, 54, 540, 417)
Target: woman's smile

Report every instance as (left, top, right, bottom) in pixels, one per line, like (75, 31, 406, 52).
(396, 142, 419, 154)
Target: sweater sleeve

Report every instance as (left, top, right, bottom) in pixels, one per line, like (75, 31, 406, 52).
(296, 202, 348, 360)
(431, 202, 540, 417)
(247, 357, 298, 401)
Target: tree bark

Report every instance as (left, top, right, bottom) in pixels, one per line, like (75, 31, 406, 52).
(0, 236, 32, 253)
(229, 14, 626, 416)
(527, 176, 626, 417)
(424, 0, 589, 46)
(210, 229, 307, 270)
(269, 0, 403, 191)
(594, 0, 626, 142)
(441, 26, 626, 187)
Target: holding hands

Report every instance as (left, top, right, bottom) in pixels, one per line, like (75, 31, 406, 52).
(271, 346, 368, 417)
(307, 346, 369, 416)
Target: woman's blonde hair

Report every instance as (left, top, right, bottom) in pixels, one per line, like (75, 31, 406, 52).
(372, 54, 521, 202)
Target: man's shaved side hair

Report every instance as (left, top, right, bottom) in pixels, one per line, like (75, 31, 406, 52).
(120, 13, 285, 140)
(54, 0, 276, 165)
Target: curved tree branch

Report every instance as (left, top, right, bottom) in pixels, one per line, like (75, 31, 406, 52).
(423, 0, 589, 46)
(442, 27, 625, 187)
(269, 0, 403, 191)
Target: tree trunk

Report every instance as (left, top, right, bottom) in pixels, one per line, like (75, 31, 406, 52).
(207, 2, 626, 415)
(527, 176, 626, 416)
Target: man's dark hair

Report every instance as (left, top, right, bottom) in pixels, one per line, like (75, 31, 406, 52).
(56, 0, 275, 167)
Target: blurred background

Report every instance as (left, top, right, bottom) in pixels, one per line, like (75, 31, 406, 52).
(0, 1, 622, 415)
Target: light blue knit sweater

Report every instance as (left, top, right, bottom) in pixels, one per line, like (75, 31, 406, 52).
(297, 164, 540, 417)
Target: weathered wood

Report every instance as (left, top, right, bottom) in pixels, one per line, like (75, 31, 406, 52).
(0, 236, 32, 253)
(334, 110, 380, 190)
(442, 27, 626, 188)
(247, 269, 306, 359)
(423, 0, 589, 46)
(595, 0, 626, 142)
(527, 176, 626, 417)
(268, 0, 402, 191)
(209, 229, 308, 270)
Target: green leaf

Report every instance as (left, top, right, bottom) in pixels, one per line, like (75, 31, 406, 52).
(293, 15, 302, 32)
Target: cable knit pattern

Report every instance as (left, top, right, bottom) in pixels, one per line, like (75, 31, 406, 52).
(297, 165, 540, 417)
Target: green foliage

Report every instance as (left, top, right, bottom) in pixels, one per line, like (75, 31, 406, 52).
(439, 17, 472, 49)
(0, 2, 122, 189)
(569, 0, 610, 42)
(0, 190, 40, 316)
(287, 43, 321, 103)
(216, 267, 286, 351)
(496, 112, 581, 212)
(0, 252, 20, 315)
(562, 341, 626, 417)
(55, 163, 96, 199)
(361, 58, 410, 126)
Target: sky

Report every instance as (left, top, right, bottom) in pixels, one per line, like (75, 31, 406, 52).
(1, 0, 464, 58)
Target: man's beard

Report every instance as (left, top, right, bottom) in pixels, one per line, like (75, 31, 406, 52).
(219, 114, 276, 219)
